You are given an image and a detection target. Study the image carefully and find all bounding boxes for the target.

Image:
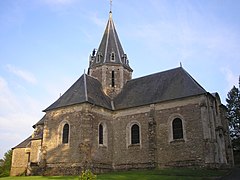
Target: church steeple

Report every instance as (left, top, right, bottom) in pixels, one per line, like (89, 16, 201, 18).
(88, 11, 133, 98)
(89, 11, 132, 71)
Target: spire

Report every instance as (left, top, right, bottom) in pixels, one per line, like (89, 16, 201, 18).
(89, 10, 132, 71)
(88, 8, 133, 98)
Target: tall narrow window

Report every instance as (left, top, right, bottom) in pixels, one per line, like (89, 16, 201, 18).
(99, 124, 103, 145)
(62, 124, 69, 144)
(97, 52, 102, 63)
(172, 118, 183, 139)
(131, 124, 140, 144)
(111, 71, 115, 87)
(122, 54, 127, 64)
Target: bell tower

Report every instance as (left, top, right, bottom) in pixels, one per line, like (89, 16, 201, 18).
(88, 11, 133, 98)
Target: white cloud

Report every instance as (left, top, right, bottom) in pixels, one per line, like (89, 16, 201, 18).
(0, 76, 42, 158)
(221, 67, 239, 89)
(6, 64, 37, 84)
(90, 13, 106, 27)
(0, 76, 19, 113)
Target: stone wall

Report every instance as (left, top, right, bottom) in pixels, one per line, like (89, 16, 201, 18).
(155, 98, 205, 167)
(30, 139, 41, 163)
(22, 94, 233, 176)
(10, 148, 29, 176)
(219, 104, 234, 166)
(112, 111, 151, 170)
(41, 103, 113, 175)
(89, 64, 132, 98)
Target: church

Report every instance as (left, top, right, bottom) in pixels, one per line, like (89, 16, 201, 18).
(11, 10, 234, 176)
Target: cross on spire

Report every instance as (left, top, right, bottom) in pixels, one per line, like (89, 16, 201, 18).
(110, 0, 112, 13)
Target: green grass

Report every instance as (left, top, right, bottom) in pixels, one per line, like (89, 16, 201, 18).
(0, 168, 230, 180)
(0, 177, 77, 180)
(97, 168, 229, 180)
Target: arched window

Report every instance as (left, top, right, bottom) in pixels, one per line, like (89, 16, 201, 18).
(172, 118, 183, 139)
(62, 123, 69, 144)
(98, 122, 107, 146)
(131, 124, 140, 144)
(99, 124, 103, 145)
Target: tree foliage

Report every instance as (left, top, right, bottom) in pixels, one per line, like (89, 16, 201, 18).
(226, 77, 240, 150)
(0, 150, 12, 177)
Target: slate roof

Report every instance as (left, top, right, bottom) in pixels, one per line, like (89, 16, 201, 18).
(44, 67, 206, 112)
(13, 136, 31, 149)
(32, 115, 45, 128)
(89, 12, 132, 71)
(114, 67, 207, 110)
(44, 74, 112, 111)
(42, 13, 206, 112)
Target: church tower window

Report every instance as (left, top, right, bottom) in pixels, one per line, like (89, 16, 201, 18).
(97, 52, 102, 63)
(110, 52, 115, 61)
(111, 71, 115, 87)
(131, 124, 140, 144)
(172, 118, 183, 139)
(122, 54, 127, 64)
(99, 124, 103, 144)
(62, 123, 69, 144)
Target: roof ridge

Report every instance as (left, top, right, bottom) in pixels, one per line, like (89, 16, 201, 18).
(111, 20, 122, 63)
(12, 136, 32, 149)
(129, 67, 182, 83)
(181, 68, 206, 92)
(84, 73, 88, 101)
(103, 19, 110, 63)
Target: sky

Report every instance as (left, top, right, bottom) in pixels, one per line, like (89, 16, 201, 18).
(0, 0, 240, 159)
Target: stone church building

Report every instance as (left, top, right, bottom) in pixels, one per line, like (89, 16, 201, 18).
(11, 11, 234, 176)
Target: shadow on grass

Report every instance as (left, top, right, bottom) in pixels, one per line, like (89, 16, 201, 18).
(0, 168, 231, 180)
(96, 168, 229, 180)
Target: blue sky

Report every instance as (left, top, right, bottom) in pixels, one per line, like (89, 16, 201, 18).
(0, 0, 240, 159)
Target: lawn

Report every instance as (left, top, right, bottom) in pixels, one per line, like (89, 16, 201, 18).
(0, 168, 229, 180)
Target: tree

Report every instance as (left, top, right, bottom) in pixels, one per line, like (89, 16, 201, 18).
(226, 77, 240, 150)
(0, 150, 12, 177)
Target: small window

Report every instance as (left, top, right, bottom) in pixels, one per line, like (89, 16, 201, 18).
(122, 54, 127, 64)
(62, 124, 69, 144)
(131, 124, 140, 144)
(172, 118, 183, 139)
(99, 124, 103, 144)
(98, 123, 107, 146)
(111, 71, 115, 87)
(110, 52, 115, 61)
(97, 52, 102, 63)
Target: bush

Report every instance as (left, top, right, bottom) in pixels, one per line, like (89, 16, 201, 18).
(79, 169, 97, 180)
